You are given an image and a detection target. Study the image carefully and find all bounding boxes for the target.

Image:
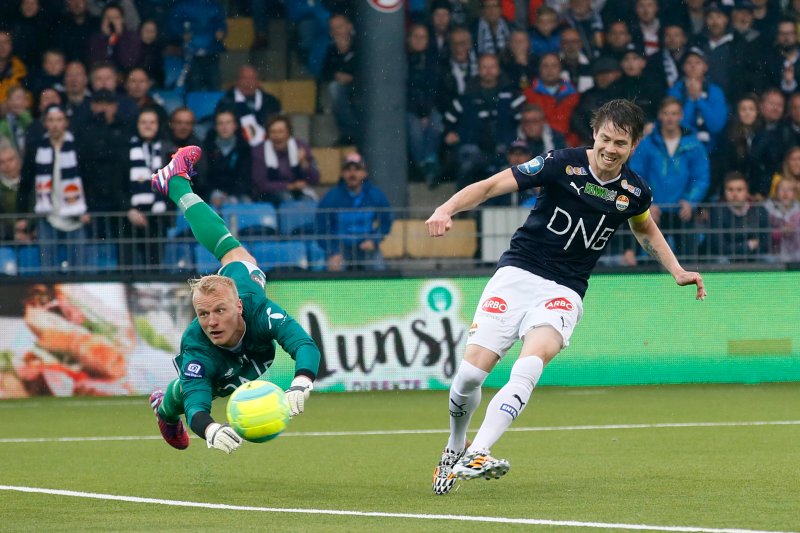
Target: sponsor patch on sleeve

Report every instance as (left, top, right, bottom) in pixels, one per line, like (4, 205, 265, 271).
(516, 156, 545, 176)
(183, 361, 205, 379)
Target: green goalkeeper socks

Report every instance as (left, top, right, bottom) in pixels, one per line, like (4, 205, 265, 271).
(158, 379, 184, 423)
(167, 178, 240, 260)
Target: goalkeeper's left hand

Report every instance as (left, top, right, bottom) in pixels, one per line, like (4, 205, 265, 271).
(286, 376, 313, 416)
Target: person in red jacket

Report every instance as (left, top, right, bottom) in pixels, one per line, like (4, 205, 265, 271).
(523, 53, 581, 146)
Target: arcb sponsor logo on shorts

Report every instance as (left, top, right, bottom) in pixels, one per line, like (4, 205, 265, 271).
(615, 194, 629, 211)
(481, 296, 508, 313)
(544, 297, 574, 311)
(516, 156, 545, 176)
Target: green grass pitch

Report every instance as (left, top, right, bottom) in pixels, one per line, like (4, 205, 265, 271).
(0, 383, 798, 532)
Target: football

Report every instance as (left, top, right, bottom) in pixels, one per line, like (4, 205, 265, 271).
(226, 380, 291, 443)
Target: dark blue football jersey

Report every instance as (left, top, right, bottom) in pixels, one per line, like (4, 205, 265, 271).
(498, 147, 653, 297)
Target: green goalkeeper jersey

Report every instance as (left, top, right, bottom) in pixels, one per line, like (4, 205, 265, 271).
(175, 261, 320, 426)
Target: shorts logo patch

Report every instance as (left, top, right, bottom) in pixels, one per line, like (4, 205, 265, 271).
(545, 297, 574, 312)
(481, 296, 508, 313)
(500, 403, 519, 419)
(616, 194, 630, 211)
(250, 271, 266, 288)
(516, 156, 545, 176)
(184, 361, 205, 378)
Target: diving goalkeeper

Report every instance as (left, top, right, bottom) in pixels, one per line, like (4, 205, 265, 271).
(147, 146, 321, 454)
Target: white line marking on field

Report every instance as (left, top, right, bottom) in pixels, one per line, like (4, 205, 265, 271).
(0, 399, 144, 409)
(0, 420, 798, 444)
(0, 485, 794, 533)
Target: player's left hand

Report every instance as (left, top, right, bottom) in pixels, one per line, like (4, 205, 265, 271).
(286, 376, 313, 416)
(426, 209, 453, 237)
(675, 270, 707, 301)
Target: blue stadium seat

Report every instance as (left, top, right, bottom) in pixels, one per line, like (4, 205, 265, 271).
(247, 240, 308, 271)
(278, 199, 317, 236)
(222, 203, 278, 236)
(167, 213, 192, 239)
(151, 88, 185, 115)
(186, 91, 225, 121)
(17, 246, 41, 275)
(0, 246, 17, 275)
(306, 241, 326, 271)
(164, 242, 194, 272)
(194, 244, 219, 274)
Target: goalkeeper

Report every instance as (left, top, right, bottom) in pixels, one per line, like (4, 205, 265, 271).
(147, 146, 321, 454)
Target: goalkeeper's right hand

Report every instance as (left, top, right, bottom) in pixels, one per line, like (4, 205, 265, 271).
(205, 423, 242, 454)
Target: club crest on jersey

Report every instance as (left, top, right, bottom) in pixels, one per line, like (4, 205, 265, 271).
(585, 182, 618, 201)
(616, 194, 630, 211)
(620, 179, 642, 197)
(481, 296, 508, 313)
(184, 361, 205, 378)
(545, 297, 574, 311)
(565, 165, 587, 176)
(517, 156, 545, 176)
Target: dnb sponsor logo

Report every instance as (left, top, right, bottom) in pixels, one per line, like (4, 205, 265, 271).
(500, 403, 519, 419)
(481, 296, 508, 313)
(545, 297, 574, 311)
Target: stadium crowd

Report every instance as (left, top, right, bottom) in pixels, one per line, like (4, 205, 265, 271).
(1, 0, 800, 272)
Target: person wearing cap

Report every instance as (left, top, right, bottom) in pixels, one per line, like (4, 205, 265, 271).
(571, 55, 623, 145)
(316, 153, 392, 271)
(427, 0, 452, 66)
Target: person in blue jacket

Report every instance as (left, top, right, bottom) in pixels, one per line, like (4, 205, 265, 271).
(629, 96, 710, 257)
(316, 153, 393, 271)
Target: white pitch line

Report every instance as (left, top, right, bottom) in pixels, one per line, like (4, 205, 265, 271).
(0, 420, 798, 444)
(0, 485, 795, 533)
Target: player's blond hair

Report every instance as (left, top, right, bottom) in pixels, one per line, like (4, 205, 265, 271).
(188, 275, 239, 300)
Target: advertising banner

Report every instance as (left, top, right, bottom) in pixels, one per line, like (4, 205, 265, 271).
(1, 272, 798, 398)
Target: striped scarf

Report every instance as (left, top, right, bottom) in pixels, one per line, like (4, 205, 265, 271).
(34, 131, 87, 218)
(264, 137, 304, 183)
(234, 88, 266, 147)
(129, 135, 166, 213)
(476, 17, 511, 56)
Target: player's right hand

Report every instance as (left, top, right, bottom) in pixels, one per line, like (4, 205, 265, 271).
(205, 423, 242, 454)
(425, 209, 452, 237)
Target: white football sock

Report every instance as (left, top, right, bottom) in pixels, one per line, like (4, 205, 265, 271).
(446, 360, 488, 452)
(470, 356, 544, 452)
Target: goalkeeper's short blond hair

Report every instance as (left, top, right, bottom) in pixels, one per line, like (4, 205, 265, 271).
(189, 275, 239, 300)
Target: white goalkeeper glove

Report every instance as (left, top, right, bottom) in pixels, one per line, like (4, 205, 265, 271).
(286, 376, 313, 416)
(205, 423, 242, 454)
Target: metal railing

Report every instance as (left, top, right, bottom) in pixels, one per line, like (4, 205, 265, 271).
(0, 202, 794, 277)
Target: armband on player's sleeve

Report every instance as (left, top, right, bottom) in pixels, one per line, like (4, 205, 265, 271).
(630, 210, 651, 225)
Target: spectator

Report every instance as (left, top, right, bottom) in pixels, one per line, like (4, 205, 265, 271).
(597, 20, 634, 61)
(0, 143, 30, 242)
(124, 67, 167, 127)
(444, 53, 524, 195)
(25, 49, 66, 97)
(10, 0, 51, 70)
(165, 0, 226, 91)
(55, 0, 99, 65)
(407, 24, 443, 187)
(766, 146, 800, 200)
(88, 3, 144, 73)
(124, 107, 168, 266)
(61, 61, 92, 130)
(562, 0, 604, 58)
(721, 93, 762, 196)
(524, 52, 580, 146)
(76, 89, 131, 241)
(764, 177, 800, 261)
(0, 85, 33, 155)
(706, 171, 769, 262)
(286, 0, 332, 77)
(428, 0, 453, 67)
(437, 27, 478, 113)
(559, 27, 594, 93)
(219, 65, 281, 147)
(629, 96, 709, 257)
(252, 115, 319, 205)
(87, 0, 140, 31)
(662, 0, 705, 38)
(630, 0, 663, 58)
(18, 105, 89, 269)
(750, 0, 779, 36)
(515, 103, 567, 156)
(668, 47, 728, 159)
(766, 19, 800, 97)
(571, 56, 623, 145)
(750, 92, 800, 199)
(616, 46, 665, 122)
(660, 24, 689, 88)
(0, 30, 27, 105)
(501, 28, 536, 92)
(320, 13, 358, 145)
(22, 87, 62, 150)
(757, 87, 785, 132)
(529, 5, 563, 58)
(138, 19, 165, 88)
(473, 0, 512, 56)
(89, 61, 138, 125)
(505, 140, 537, 207)
(316, 152, 392, 272)
(201, 108, 252, 207)
(730, 1, 769, 73)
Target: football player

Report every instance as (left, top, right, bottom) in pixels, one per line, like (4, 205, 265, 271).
(428, 99, 706, 494)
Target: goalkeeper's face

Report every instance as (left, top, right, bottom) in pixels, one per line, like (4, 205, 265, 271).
(193, 286, 245, 348)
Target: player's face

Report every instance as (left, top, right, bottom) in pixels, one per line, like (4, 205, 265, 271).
(591, 121, 635, 178)
(193, 286, 244, 348)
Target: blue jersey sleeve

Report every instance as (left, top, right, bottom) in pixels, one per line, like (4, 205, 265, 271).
(510, 151, 559, 191)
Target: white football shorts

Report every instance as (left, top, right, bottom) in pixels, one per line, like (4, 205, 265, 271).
(466, 266, 584, 358)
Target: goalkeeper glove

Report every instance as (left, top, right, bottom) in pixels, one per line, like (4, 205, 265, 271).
(205, 423, 242, 454)
(286, 376, 313, 416)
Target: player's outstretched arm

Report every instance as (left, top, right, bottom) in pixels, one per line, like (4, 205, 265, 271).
(426, 168, 518, 236)
(629, 210, 707, 301)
